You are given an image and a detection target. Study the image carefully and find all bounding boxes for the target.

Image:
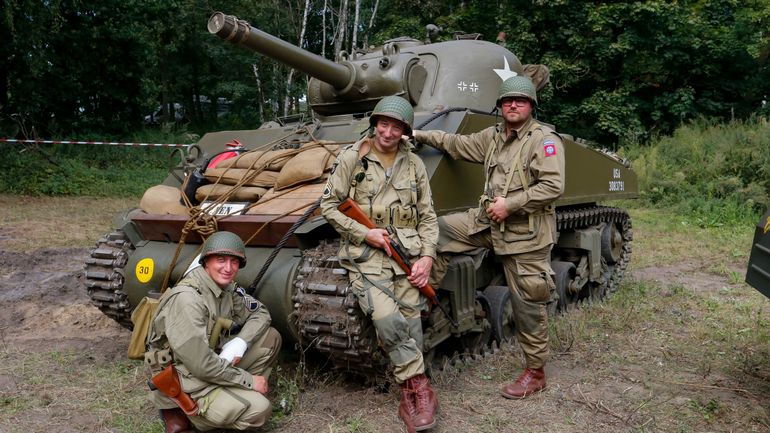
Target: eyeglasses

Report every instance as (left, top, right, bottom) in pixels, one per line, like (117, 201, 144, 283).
(500, 98, 530, 108)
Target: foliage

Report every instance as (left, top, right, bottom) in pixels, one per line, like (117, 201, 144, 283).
(624, 117, 770, 223)
(1, 0, 769, 145)
(0, 138, 174, 196)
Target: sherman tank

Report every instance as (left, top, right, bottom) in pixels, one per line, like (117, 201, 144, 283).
(85, 12, 638, 375)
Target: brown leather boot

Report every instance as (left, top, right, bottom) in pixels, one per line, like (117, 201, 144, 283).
(501, 367, 546, 399)
(159, 408, 195, 433)
(398, 382, 418, 433)
(410, 374, 438, 431)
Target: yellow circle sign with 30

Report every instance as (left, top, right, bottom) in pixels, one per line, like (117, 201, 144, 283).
(136, 258, 155, 283)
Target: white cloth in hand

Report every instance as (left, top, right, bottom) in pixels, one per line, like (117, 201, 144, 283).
(219, 337, 247, 363)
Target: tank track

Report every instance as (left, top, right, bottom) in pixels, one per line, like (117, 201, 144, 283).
(293, 205, 632, 377)
(556, 204, 633, 298)
(84, 230, 134, 329)
(292, 241, 386, 377)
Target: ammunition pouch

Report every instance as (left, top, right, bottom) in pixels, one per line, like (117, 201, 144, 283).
(368, 204, 417, 229)
(144, 348, 174, 373)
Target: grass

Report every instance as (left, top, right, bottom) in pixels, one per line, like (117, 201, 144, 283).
(0, 193, 137, 251)
(2, 196, 770, 432)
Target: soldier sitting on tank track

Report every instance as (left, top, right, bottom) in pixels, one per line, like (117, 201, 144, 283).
(144, 231, 282, 432)
(414, 75, 566, 399)
(321, 95, 440, 432)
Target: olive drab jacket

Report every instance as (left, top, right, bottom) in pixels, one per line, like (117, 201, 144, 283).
(414, 117, 565, 255)
(146, 266, 270, 405)
(320, 135, 438, 275)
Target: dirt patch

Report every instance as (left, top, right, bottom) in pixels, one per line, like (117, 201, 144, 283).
(0, 247, 129, 359)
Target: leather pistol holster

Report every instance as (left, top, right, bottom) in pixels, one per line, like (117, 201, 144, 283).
(148, 365, 199, 416)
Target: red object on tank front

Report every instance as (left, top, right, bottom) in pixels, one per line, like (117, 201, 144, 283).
(207, 139, 244, 168)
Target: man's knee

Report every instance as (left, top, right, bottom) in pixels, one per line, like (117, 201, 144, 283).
(373, 312, 416, 364)
(193, 387, 271, 431)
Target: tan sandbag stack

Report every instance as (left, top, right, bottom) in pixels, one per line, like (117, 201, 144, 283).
(139, 185, 189, 215)
(200, 141, 339, 205)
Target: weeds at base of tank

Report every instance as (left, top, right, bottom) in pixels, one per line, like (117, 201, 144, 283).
(269, 365, 301, 426)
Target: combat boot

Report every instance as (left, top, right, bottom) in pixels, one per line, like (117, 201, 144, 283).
(410, 374, 438, 431)
(501, 367, 546, 399)
(398, 382, 418, 433)
(159, 408, 195, 433)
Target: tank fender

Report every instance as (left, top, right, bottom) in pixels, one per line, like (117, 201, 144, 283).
(293, 215, 340, 250)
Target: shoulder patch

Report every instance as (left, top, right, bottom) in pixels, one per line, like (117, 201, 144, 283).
(543, 140, 557, 157)
(322, 181, 332, 199)
(235, 285, 260, 312)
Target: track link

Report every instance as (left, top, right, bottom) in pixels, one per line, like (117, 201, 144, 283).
(84, 230, 134, 329)
(292, 241, 385, 377)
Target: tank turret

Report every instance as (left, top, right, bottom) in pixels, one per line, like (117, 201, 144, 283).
(208, 12, 526, 116)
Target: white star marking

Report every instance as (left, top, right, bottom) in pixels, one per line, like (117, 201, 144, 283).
(493, 56, 518, 82)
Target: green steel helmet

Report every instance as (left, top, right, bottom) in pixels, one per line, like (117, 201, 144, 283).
(199, 231, 247, 267)
(369, 96, 414, 136)
(496, 75, 538, 107)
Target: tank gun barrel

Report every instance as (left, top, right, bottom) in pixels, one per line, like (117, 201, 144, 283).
(208, 12, 353, 90)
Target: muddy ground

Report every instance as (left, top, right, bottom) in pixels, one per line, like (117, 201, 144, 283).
(1, 223, 769, 433)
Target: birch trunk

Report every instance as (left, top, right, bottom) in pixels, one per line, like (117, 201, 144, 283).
(352, 0, 360, 52)
(363, 0, 379, 48)
(284, 0, 311, 116)
(333, 0, 348, 59)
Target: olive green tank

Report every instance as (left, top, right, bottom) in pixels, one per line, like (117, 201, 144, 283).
(85, 12, 638, 375)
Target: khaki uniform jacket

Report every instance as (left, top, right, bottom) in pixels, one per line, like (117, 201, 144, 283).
(320, 135, 438, 275)
(147, 266, 270, 402)
(414, 118, 565, 255)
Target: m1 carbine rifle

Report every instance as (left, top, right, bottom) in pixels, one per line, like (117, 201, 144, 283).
(338, 198, 458, 328)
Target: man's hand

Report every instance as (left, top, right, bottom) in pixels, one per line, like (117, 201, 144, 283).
(408, 256, 434, 288)
(485, 196, 510, 224)
(364, 228, 392, 256)
(252, 375, 268, 394)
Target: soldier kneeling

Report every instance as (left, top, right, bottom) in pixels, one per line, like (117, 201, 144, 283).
(144, 231, 281, 432)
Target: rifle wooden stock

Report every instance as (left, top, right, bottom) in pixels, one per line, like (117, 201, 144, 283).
(338, 198, 458, 327)
(148, 365, 199, 416)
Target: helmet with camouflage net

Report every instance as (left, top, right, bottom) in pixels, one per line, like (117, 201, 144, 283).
(369, 96, 414, 136)
(199, 231, 247, 267)
(496, 75, 538, 107)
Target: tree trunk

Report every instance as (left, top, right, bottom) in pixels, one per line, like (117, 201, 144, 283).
(253, 64, 265, 122)
(363, 0, 379, 48)
(333, 0, 348, 59)
(352, 0, 360, 52)
(322, 0, 328, 58)
(284, 0, 311, 116)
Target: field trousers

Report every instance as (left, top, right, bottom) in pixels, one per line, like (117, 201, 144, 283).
(430, 212, 555, 369)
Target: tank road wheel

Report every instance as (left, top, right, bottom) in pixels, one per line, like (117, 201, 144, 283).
(549, 261, 577, 315)
(484, 285, 515, 345)
(601, 222, 623, 265)
(84, 230, 134, 329)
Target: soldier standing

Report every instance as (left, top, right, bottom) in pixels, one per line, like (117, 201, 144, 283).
(144, 231, 282, 432)
(320, 95, 440, 431)
(414, 75, 565, 398)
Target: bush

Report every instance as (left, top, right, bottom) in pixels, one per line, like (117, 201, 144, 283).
(625, 117, 770, 225)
